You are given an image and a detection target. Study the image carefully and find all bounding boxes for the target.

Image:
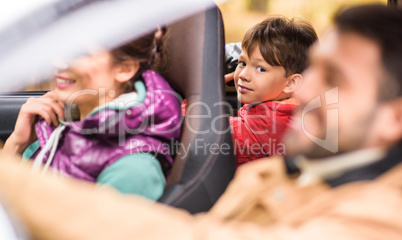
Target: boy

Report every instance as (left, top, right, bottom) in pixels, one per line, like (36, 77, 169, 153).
(228, 17, 318, 167)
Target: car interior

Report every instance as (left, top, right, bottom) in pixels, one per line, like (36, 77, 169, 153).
(0, 0, 400, 217)
(0, 4, 237, 214)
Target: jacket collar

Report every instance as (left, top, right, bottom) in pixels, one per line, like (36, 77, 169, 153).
(294, 148, 385, 187)
(87, 80, 146, 116)
(286, 143, 402, 187)
(58, 80, 146, 126)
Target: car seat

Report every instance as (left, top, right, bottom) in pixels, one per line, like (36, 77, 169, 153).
(158, 6, 236, 214)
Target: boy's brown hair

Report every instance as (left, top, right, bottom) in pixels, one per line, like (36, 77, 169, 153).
(242, 16, 317, 76)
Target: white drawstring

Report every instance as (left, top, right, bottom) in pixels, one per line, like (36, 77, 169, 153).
(32, 125, 66, 173)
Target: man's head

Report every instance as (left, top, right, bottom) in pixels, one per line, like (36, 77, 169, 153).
(284, 5, 402, 158)
(234, 17, 318, 104)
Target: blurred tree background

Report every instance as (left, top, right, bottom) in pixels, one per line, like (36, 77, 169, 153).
(217, 0, 387, 43)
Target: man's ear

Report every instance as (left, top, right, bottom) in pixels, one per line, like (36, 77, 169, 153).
(115, 59, 140, 83)
(374, 98, 402, 144)
(283, 73, 302, 94)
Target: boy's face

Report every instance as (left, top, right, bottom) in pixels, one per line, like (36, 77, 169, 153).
(234, 47, 288, 104)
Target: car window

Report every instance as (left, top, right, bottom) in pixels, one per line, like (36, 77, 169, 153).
(23, 78, 54, 91)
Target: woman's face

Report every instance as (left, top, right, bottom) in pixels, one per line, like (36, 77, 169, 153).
(53, 51, 122, 113)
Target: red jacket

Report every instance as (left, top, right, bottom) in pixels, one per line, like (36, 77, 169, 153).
(230, 99, 297, 167)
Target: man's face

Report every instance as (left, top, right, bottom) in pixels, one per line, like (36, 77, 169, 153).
(284, 29, 383, 158)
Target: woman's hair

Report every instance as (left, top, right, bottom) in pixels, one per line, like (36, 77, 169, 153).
(111, 27, 168, 92)
(242, 17, 317, 77)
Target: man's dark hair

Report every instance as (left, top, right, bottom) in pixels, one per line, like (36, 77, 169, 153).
(335, 5, 402, 101)
(242, 16, 318, 76)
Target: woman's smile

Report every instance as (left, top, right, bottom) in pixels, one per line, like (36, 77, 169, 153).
(55, 75, 76, 89)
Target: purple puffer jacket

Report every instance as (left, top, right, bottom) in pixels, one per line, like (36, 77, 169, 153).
(32, 70, 182, 181)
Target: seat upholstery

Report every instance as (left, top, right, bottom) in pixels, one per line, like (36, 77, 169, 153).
(158, 6, 236, 214)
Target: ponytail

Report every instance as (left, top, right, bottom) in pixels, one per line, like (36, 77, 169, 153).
(111, 26, 168, 92)
(150, 26, 168, 74)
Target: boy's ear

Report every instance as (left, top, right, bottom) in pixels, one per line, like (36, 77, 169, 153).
(283, 73, 302, 94)
(114, 59, 140, 83)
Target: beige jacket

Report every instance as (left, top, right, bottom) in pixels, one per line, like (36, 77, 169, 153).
(0, 154, 402, 240)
